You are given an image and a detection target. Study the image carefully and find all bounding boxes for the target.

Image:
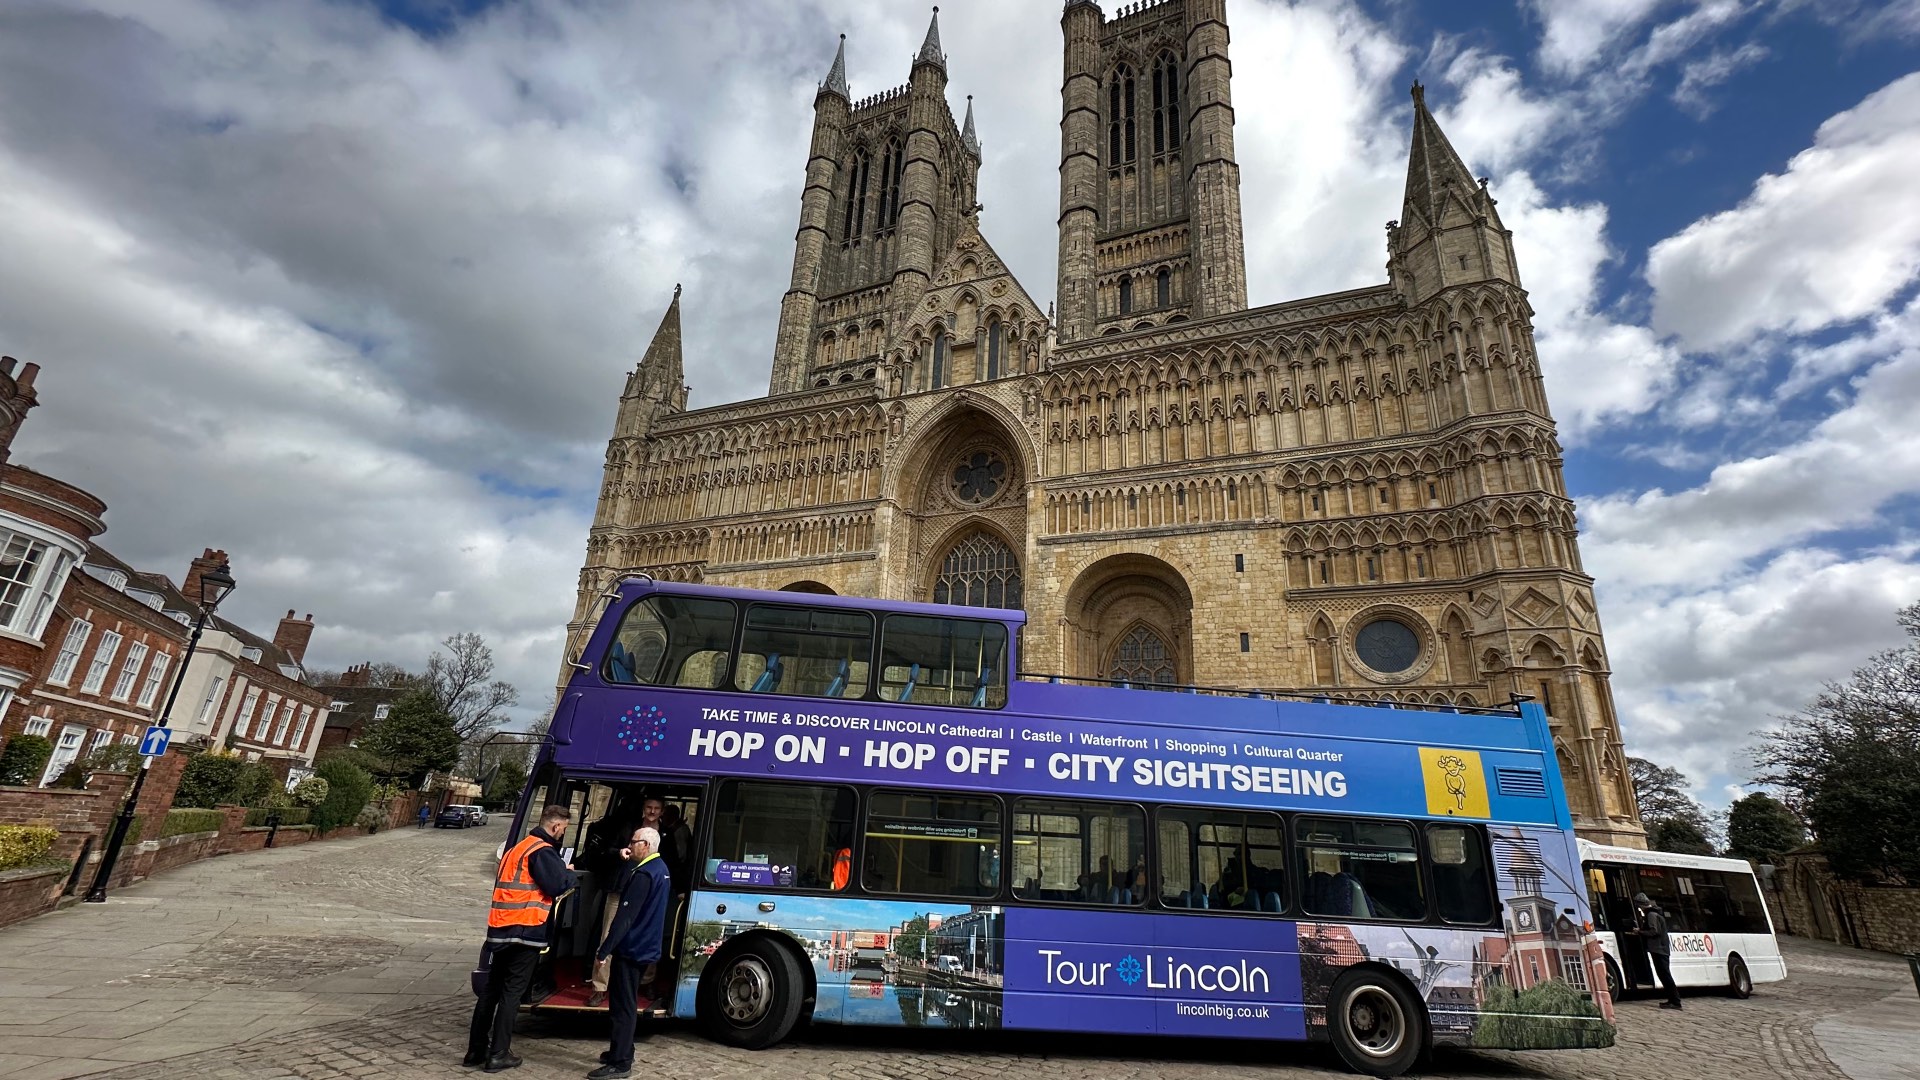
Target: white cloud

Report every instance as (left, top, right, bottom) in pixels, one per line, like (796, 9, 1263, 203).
(1672, 41, 1769, 116)
(1647, 71, 1920, 352)
(1526, 0, 1674, 76)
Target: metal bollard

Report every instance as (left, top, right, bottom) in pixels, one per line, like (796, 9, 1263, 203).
(265, 811, 281, 849)
(1908, 953, 1919, 998)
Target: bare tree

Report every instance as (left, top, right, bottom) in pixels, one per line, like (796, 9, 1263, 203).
(425, 632, 519, 743)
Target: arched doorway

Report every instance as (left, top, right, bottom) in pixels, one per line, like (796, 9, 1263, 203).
(1063, 553, 1194, 684)
(930, 530, 1023, 609)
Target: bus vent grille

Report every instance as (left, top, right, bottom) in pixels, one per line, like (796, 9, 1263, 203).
(1495, 767, 1549, 798)
(1491, 834, 1545, 880)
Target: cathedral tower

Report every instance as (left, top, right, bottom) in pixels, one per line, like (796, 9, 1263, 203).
(769, 11, 982, 395)
(1056, 0, 1248, 344)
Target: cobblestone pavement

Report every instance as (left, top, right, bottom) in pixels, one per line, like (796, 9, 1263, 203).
(3, 824, 1915, 1080)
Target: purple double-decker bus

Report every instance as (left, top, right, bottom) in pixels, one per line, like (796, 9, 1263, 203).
(484, 577, 1615, 1076)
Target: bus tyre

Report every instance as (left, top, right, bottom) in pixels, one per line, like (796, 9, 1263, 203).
(1604, 957, 1625, 1002)
(698, 937, 805, 1050)
(1728, 955, 1753, 999)
(1328, 969, 1427, 1078)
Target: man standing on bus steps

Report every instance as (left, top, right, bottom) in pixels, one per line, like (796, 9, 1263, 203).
(1633, 892, 1683, 1010)
(466, 804, 578, 1072)
(590, 825, 671, 1080)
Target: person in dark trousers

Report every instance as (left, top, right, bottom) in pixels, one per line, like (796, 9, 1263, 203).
(590, 825, 671, 1080)
(418, 804, 432, 829)
(466, 804, 578, 1072)
(1634, 892, 1683, 1009)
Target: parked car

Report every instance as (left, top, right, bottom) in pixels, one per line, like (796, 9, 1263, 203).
(460, 805, 487, 826)
(434, 806, 470, 829)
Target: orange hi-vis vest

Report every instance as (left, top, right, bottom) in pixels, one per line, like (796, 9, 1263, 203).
(488, 833, 556, 944)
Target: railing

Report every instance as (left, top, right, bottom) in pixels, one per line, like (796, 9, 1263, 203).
(1015, 671, 1526, 717)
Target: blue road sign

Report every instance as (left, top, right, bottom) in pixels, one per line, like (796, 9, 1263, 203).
(139, 726, 172, 757)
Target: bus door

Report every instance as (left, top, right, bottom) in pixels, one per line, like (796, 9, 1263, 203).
(1594, 864, 1649, 987)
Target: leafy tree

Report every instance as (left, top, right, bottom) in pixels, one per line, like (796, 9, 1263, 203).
(425, 633, 519, 745)
(1628, 755, 1718, 852)
(486, 757, 528, 810)
(1725, 792, 1805, 865)
(357, 689, 461, 783)
(232, 761, 286, 807)
(0, 734, 53, 786)
(1647, 818, 1715, 856)
(1757, 601, 1920, 885)
(310, 756, 375, 831)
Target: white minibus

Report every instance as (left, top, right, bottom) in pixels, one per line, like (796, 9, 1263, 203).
(1579, 840, 1786, 1000)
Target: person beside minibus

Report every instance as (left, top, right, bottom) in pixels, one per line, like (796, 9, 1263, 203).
(466, 804, 577, 1072)
(1633, 892, 1683, 1010)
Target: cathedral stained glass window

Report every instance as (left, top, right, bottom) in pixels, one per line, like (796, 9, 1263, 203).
(1110, 626, 1176, 687)
(932, 532, 1022, 610)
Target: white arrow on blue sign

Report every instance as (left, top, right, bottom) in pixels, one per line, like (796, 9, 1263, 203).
(139, 726, 172, 758)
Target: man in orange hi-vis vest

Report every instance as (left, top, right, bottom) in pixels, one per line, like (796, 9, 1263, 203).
(465, 804, 577, 1073)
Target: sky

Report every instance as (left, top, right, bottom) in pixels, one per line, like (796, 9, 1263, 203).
(1, 0, 1917, 813)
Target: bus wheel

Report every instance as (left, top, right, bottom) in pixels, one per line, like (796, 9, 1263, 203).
(698, 937, 805, 1050)
(1604, 957, 1625, 1002)
(1329, 970, 1425, 1078)
(1727, 955, 1753, 999)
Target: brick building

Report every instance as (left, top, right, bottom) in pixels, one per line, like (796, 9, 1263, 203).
(313, 662, 415, 756)
(567, 3, 1645, 845)
(127, 550, 331, 778)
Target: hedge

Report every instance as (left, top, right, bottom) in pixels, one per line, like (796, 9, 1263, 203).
(243, 807, 311, 828)
(160, 808, 225, 838)
(310, 757, 375, 832)
(0, 735, 53, 787)
(0, 824, 58, 871)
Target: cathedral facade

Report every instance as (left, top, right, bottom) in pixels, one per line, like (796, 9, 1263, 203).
(569, 1, 1646, 846)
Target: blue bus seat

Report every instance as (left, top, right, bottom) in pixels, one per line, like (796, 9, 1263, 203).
(607, 641, 636, 684)
(970, 666, 994, 708)
(898, 662, 920, 703)
(751, 653, 783, 693)
(825, 658, 849, 698)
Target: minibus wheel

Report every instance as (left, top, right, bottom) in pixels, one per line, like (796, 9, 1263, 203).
(698, 936, 805, 1050)
(1604, 956, 1625, 1001)
(1727, 955, 1753, 999)
(1329, 969, 1426, 1078)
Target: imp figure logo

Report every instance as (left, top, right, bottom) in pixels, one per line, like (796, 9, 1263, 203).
(1115, 955, 1144, 986)
(616, 704, 668, 753)
(1436, 754, 1468, 811)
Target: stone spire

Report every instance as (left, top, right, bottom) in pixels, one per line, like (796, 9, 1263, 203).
(916, 6, 944, 70)
(628, 284, 687, 416)
(1401, 81, 1482, 230)
(822, 34, 848, 99)
(961, 94, 979, 155)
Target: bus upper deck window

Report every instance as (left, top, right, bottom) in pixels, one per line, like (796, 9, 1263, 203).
(603, 595, 738, 688)
(880, 615, 1009, 709)
(734, 604, 873, 700)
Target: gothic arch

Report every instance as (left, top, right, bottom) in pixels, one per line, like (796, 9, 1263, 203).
(1063, 553, 1194, 686)
(780, 580, 836, 595)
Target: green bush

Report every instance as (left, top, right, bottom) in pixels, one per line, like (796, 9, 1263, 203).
(243, 807, 310, 828)
(310, 757, 375, 832)
(160, 808, 225, 838)
(172, 753, 245, 809)
(290, 775, 329, 807)
(0, 735, 54, 787)
(232, 761, 288, 808)
(0, 824, 59, 870)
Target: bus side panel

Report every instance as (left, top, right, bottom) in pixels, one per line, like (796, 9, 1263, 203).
(1000, 908, 1307, 1040)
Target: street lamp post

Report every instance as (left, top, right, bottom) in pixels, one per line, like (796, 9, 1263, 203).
(84, 560, 236, 903)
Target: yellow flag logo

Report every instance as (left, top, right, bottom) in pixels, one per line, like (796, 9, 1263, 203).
(1419, 747, 1490, 818)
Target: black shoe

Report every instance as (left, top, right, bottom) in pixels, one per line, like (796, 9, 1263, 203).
(462, 1052, 488, 1068)
(587, 1066, 631, 1079)
(1660, 1001, 1683, 1010)
(484, 1055, 523, 1073)
(598, 1051, 614, 1064)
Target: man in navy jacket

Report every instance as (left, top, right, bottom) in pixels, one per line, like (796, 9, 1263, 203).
(590, 826, 671, 1079)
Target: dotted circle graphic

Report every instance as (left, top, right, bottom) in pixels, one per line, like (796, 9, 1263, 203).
(616, 704, 668, 753)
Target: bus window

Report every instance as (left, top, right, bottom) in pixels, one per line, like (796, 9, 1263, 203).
(862, 790, 1001, 900)
(878, 615, 1008, 709)
(1157, 807, 1287, 913)
(704, 780, 857, 891)
(1427, 823, 1495, 925)
(1632, 865, 1685, 931)
(1296, 817, 1426, 921)
(603, 595, 737, 688)
(734, 604, 872, 699)
(1694, 869, 1771, 935)
(1012, 799, 1145, 906)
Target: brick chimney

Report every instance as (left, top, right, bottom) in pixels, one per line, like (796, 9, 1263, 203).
(0, 356, 42, 470)
(182, 548, 230, 609)
(336, 662, 369, 688)
(274, 610, 315, 665)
